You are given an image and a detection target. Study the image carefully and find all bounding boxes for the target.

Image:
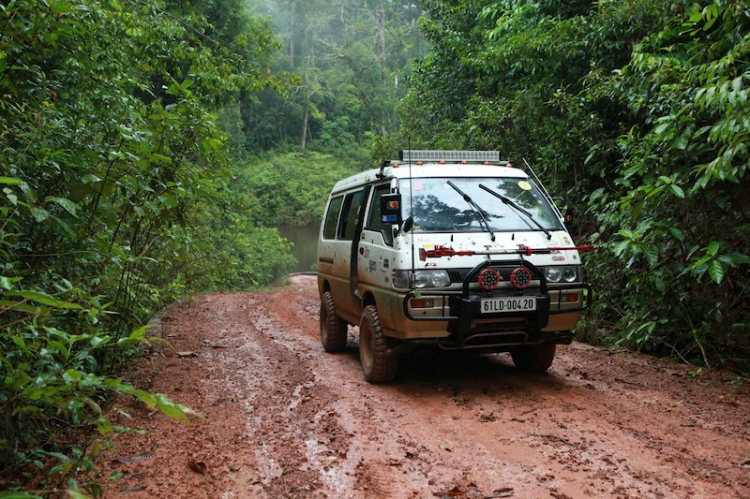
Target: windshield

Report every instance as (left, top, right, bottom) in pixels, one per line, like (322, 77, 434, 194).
(399, 177, 563, 233)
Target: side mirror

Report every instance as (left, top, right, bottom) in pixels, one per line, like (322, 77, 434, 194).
(401, 216, 413, 234)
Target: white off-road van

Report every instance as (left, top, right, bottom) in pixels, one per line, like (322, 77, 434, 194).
(317, 150, 592, 383)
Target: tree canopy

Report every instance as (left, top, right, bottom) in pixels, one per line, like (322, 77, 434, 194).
(241, 0, 426, 153)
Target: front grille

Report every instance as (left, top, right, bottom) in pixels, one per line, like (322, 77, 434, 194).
(448, 270, 464, 282)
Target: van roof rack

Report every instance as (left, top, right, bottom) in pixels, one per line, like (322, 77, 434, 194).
(399, 150, 505, 164)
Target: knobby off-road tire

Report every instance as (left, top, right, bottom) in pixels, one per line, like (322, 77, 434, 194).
(359, 304, 399, 383)
(511, 344, 556, 372)
(320, 291, 348, 352)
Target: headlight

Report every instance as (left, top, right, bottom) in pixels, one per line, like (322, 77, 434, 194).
(562, 268, 577, 283)
(544, 266, 579, 284)
(413, 272, 429, 287)
(545, 267, 562, 283)
(414, 270, 451, 288)
(392, 270, 451, 289)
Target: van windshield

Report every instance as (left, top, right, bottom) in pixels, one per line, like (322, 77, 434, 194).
(399, 177, 563, 233)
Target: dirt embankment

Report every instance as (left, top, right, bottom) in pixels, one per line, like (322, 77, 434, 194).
(101, 275, 750, 498)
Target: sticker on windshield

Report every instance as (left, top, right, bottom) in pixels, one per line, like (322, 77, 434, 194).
(518, 180, 532, 191)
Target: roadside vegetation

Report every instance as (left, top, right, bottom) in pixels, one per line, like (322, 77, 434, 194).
(0, 0, 748, 496)
(0, 0, 293, 494)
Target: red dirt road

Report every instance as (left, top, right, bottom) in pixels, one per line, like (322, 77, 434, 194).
(102, 275, 750, 498)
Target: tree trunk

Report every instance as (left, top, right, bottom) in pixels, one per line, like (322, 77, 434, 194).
(301, 102, 308, 149)
(289, 1, 296, 67)
(379, 0, 387, 83)
(301, 67, 309, 149)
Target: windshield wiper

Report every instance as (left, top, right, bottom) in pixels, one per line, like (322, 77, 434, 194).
(447, 181, 495, 241)
(479, 184, 552, 240)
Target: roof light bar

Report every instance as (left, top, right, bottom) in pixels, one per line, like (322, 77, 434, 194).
(399, 150, 502, 163)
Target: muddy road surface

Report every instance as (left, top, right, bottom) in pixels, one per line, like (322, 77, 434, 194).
(102, 275, 750, 498)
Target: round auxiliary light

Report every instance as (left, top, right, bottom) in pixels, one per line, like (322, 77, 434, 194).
(510, 267, 532, 290)
(478, 268, 501, 291)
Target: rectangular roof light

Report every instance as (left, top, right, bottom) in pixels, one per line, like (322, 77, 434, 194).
(399, 150, 502, 163)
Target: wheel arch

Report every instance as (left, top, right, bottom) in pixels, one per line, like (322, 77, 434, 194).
(361, 290, 377, 308)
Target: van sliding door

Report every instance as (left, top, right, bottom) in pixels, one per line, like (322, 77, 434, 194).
(336, 187, 370, 310)
(349, 186, 371, 302)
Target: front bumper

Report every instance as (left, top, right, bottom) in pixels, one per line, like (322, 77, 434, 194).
(399, 259, 592, 351)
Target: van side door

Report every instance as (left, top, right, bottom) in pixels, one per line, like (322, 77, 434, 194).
(328, 187, 369, 320)
(357, 184, 395, 288)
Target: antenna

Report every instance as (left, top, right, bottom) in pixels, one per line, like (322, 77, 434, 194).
(407, 141, 416, 289)
(523, 158, 563, 219)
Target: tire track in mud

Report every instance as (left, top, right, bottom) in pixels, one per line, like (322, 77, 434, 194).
(254, 278, 750, 498)
(103, 277, 750, 499)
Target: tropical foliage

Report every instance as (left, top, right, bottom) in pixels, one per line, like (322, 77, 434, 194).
(0, 0, 291, 493)
(236, 151, 366, 228)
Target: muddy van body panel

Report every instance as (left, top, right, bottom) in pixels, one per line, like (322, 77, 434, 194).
(317, 151, 592, 381)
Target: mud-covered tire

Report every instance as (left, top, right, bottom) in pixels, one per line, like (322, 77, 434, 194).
(320, 291, 348, 352)
(511, 344, 556, 372)
(359, 305, 399, 383)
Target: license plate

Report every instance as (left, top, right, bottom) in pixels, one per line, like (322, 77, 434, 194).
(481, 296, 537, 313)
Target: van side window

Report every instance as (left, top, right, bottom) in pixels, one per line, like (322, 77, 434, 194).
(339, 190, 364, 240)
(322, 196, 343, 240)
(366, 185, 394, 246)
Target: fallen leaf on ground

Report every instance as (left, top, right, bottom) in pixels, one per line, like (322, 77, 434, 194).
(188, 457, 208, 474)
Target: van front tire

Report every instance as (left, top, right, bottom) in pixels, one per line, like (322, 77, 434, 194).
(320, 291, 348, 352)
(511, 344, 556, 372)
(359, 305, 398, 383)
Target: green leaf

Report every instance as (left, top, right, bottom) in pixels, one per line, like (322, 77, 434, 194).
(0, 177, 27, 186)
(46, 196, 79, 216)
(119, 325, 150, 345)
(668, 227, 684, 241)
(29, 207, 50, 223)
(668, 184, 685, 199)
(613, 240, 631, 257)
(0, 276, 23, 290)
(153, 393, 200, 423)
(5, 291, 83, 309)
(706, 241, 722, 257)
(707, 260, 724, 284)
(0, 299, 41, 313)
